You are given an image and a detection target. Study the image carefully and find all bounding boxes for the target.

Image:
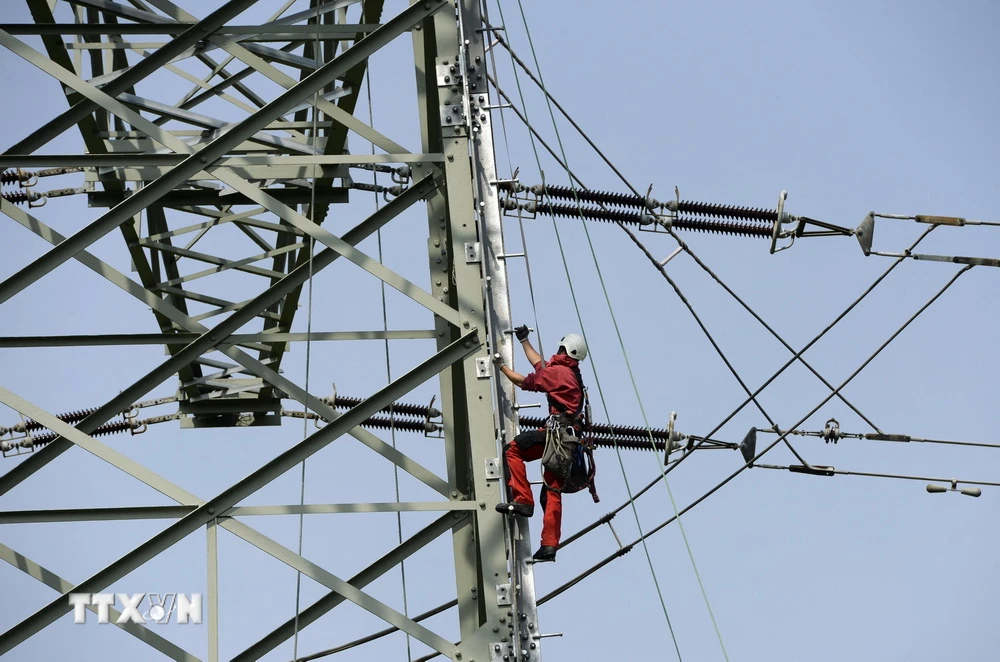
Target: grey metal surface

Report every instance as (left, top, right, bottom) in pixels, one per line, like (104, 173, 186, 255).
(0, 0, 445, 305)
(0, 1, 545, 659)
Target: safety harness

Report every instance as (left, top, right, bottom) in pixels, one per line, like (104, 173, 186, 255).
(540, 362, 600, 503)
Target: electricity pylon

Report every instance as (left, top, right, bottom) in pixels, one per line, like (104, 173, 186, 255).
(0, 1, 538, 660)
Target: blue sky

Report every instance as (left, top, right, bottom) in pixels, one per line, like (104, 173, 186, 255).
(0, 1, 998, 661)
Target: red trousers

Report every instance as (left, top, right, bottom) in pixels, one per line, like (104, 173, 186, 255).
(505, 430, 563, 547)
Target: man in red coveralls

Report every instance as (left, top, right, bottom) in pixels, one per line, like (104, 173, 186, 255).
(493, 325, 588, 562)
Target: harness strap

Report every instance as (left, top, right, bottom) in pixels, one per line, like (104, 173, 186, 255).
(539, 361, 600, 501)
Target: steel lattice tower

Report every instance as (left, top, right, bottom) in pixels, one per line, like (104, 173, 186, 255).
(0, 1, 541, 660)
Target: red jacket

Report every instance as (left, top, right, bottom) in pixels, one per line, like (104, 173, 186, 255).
(521, 353, 583, 416)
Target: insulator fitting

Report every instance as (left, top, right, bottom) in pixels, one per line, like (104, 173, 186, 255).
(1, 169, 30, 186)
(2, 167, 82, 189)
(526, 200, 643, 224)
(349, 163, 412, 182)
(14, 406, 100, 434)
(349, 182, 403, 197)
(822, 418, 842, 444)
(2, 189, 43, 206)
(33, 167, 84, 179)
(673, 215, 772, 238)
(520, 415, 670, 450)
(529, 201, 771, 239)
(41, 187, 87, 200)
(26, 419, 138, 448)
(328, 395, 436, 418)
(496, 181, 523, 194)
(666, 199, 778, 222)
(351, 163, 395, 174)
(528, 183, 659, 209)
(500, 197, 520, 211)
(350, 182, 383, 193)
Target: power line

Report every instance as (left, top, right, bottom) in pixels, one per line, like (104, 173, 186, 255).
(487, 30, 894, 440)
(291, 9, 325, 659)
(753, 463, 1000, 489)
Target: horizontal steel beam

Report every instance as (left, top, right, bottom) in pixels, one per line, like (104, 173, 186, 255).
(0, 154, 444, 168)
(0, 23, 381, 36)
(0, 502, 477, 523)
(86, 188, 349, 207)
(0, 330, 437, 347)
(0, 154, 441, 167)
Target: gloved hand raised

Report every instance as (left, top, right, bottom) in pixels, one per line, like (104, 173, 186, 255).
(514, 325, 530, 341)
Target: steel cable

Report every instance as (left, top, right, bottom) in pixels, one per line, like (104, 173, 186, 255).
(291, 8, 323, 659)
(498, 1, 695, 657)
(487, 30, 880, 441)
(285, 139, 957, 662)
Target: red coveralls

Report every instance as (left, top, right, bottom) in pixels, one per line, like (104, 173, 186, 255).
(504, 353, 583, 548)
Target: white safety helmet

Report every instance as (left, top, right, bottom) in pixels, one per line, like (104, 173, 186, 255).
(558, 333, 588, 361)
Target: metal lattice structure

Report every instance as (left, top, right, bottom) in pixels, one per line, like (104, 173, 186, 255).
(0, 1, 545, 660)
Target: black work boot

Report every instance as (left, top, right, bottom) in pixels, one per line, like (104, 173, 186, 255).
(495, 501, 534, 517)
(532, 546, 557, 562)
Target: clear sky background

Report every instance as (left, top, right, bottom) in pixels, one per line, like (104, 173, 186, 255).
(0, 1, 998, 661)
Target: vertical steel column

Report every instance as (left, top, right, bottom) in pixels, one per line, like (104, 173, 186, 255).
(414, 1, 541, 659)
(455, 2, 543, 661)
(206, 518, 219, 662)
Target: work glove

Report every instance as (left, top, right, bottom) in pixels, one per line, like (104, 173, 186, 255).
(514, 325, 530, 341)
(492, 352, 505, 366)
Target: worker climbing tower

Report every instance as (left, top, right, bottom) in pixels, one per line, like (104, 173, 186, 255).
(0, 1, 544, 659)
(5, 2, 995, 661)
